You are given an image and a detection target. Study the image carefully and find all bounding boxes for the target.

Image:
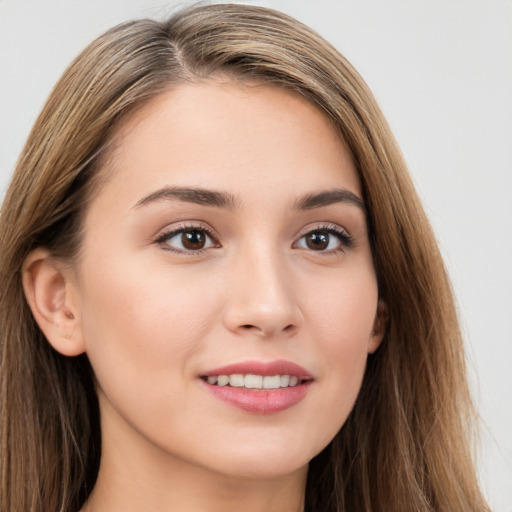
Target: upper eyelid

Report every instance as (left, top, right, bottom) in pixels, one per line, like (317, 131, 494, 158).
(154, 222, 219, 246)
(156, 221, 349, 235)
(156, 221, 217, 237)
(294, 222, 351, 239)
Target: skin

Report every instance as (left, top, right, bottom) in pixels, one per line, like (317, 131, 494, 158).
(24, 81, 385, 511)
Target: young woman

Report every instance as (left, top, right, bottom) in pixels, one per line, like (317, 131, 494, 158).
(0, 4, 490, 511)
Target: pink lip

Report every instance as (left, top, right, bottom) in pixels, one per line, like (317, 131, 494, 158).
(199, 359, 313, 415)
(201, 359, 312, 379)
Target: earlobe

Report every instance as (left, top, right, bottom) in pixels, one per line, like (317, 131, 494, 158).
(368, 299, 388, 354)
(22, 248, 85, 357)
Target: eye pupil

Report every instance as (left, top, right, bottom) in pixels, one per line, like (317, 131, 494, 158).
(182, 230, 206, 250)
(306, 231, 329, 250)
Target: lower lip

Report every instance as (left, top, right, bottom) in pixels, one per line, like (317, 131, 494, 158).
(201, 380, 312, 414)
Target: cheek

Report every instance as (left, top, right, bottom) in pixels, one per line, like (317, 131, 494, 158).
(300, 267, 378, 441)
(303, 264, 378, 351)
(77, 256, 220, 396)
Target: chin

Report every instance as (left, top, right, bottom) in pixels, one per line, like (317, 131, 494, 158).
(194, 432, 327, 480)
(209, 455, 309, 480)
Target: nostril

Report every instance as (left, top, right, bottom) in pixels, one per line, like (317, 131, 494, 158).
(238, 323, 297, 336)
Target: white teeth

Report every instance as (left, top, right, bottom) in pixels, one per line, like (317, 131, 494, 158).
(217, 375, 229, 386)
(245, 374, 263, 388)
(280, 375, 290, 387)
(205, 374, 303, 389)
(263, 375, 281, 389)
(229, 374, 245, 387)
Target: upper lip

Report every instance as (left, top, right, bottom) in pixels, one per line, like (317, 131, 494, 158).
(201, 359, 312, 379)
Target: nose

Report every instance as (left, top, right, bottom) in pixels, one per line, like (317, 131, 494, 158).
(222, 246, 303, 339)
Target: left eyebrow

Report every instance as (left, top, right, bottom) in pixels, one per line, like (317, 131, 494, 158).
(293, 188, 366, 213)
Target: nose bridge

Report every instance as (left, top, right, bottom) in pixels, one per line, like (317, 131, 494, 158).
(223, 237, 302, 337)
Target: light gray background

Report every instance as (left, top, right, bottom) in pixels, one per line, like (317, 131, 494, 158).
(1, 1, 511, 510)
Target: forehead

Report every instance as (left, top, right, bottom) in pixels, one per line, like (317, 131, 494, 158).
(92, 80, 361, 211)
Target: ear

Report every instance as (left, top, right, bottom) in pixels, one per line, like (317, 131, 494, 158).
(368, 299, 388, 354)
(22, 248, 85, 356)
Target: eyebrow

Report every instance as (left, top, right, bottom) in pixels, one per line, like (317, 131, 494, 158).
(134, 186, 365, 213)
(134, 186, 238, 210)
(293, 188, 366, 212)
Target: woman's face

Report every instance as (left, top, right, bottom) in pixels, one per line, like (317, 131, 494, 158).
(71, 81, 384, 479)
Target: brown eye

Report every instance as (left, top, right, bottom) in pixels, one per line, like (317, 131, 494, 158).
(304, 231, 330, 250)
(295, 227, 353, 253)
(182, 230, 206, 250)
(159, 227, 217, 253)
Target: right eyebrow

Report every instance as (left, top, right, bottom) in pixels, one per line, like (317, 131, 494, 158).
(133, 186, 238, 210)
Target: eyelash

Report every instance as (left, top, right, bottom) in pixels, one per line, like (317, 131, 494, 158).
(294, 224, 354, 254)
(154, 223, 220, 254)
(154, 222, 354, 255)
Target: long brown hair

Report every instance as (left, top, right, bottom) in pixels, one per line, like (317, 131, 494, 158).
(0, 4, 489, 511)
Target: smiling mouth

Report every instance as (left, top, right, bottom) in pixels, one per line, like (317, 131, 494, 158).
(200, 362, 313, 413)
(201, 374, 310, 389)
